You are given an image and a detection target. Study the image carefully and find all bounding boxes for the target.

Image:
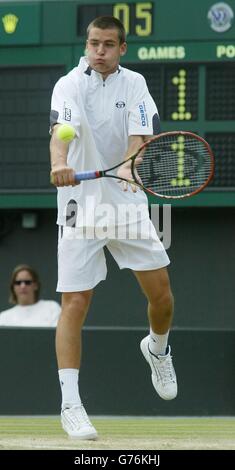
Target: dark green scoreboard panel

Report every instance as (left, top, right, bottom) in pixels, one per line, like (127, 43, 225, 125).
(0, 0, 235, 207)
(77, 2, 154, 37)
(127, 61, 235, 192)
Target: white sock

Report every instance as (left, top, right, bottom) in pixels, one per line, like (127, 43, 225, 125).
(149, 328, 169, 356)
(58, 368, 81, 410)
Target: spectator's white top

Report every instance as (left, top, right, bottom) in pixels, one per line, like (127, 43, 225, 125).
(0, 300, 61, 327)
(50, 56, 160, 227)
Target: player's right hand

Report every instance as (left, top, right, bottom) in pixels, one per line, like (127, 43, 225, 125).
(50, 166, 80, 187)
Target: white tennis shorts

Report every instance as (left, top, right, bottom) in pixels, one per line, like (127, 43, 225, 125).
(57, 219, 170, 292)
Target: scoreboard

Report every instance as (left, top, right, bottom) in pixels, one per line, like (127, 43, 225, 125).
(77, 2, 154, 37)
(126, 61, 235, 190)
(0, 0, 235, 206)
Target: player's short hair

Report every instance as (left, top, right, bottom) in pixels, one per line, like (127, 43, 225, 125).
(9, 264, 41, 304)
(87, 16, 126, 44)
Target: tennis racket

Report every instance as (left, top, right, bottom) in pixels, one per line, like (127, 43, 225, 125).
(74, 131, 215, 199)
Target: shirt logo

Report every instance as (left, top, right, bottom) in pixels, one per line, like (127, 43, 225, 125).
(116, 101, 125, 108)
(63, 102, 71, 121)
(138, 102, 148, 126)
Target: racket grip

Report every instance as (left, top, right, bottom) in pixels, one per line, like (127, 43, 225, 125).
(75, 171, 100, 182)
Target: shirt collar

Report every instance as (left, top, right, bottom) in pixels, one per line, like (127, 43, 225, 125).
(84, 64, 121, 82)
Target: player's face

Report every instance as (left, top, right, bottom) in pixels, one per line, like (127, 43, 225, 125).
(13, 270, 38, 305)
(86, 27, 126, 79)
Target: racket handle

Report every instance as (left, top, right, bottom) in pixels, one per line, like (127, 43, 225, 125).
(75, 170, 101, 182)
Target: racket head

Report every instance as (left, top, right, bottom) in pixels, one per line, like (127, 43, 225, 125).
(131, 131, 215, 199)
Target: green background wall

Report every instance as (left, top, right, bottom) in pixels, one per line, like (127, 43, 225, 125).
(0, 207, 234, 330)
(0, 327, 234, 415)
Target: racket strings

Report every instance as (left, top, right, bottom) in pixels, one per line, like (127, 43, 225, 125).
(136, 136, 213, 196)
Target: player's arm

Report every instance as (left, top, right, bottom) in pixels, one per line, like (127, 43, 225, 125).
(127, 74, 160, 148)
(50, 77, 80, 187)
(123, 134, 154, 163)
(50, 124, 76, 187)
(117, 135, 145, 191)
(124, 135, 144, 161)
(117, 134, 158, 191)
(143, 134, 155, 142)
(117, 74, 160, 190)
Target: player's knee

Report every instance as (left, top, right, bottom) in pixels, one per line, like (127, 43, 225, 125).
(62, 291, 93, 315)
(163, 289, 174, 319)
(149, 285, 174, 314)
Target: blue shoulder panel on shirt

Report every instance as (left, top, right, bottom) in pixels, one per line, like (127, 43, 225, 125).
(152, 113, 161, 135)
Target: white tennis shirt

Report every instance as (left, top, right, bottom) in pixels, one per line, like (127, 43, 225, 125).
(50, 57, 160, 227)
(0, 300, 61, 327)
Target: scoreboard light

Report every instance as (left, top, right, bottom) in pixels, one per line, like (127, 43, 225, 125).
(171, 69, 192, 121)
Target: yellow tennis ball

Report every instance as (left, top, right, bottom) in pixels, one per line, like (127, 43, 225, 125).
(56, 124, 76, 142)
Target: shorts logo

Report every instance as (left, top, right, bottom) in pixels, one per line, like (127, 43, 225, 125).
(116, 101, 125, 108)
(207, 2, 234, 32)
(63, 103, 71, 121)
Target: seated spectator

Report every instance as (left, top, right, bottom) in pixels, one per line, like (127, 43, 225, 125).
(0, 264, 61, 327)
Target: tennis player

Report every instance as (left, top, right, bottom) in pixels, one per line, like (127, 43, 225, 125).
(50, 16, 177, 440)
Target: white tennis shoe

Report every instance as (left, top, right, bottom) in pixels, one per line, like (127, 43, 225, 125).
(140, 335, 177, 400)
(61, 404, 98, 440)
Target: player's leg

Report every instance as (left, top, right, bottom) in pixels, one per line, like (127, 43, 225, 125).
(107, 219, 177, 400)
(56, 290, 98, 440)
(134, 271, 177, 400)
(56, 290, 92, 412)
(56, 227, 107, 439)
(133, 267, 173, 337)
(56, 290, 93, 370)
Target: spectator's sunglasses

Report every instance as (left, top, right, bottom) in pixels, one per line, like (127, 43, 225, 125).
(14, 280, 34, 286)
